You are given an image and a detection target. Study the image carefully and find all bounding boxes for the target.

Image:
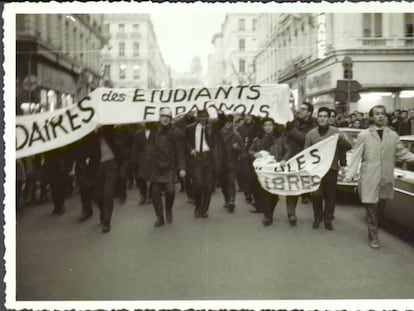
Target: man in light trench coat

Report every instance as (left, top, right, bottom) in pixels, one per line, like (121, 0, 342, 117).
(346, 105, 414, 249)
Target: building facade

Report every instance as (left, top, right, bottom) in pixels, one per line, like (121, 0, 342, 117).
(255, 13, 414, 114)
(101, 14, 171, 90)
(16, 14, 107, 114)
(207, 14, 259, 86)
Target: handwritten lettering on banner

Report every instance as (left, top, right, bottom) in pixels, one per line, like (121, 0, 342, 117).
(254, 135, 339, 196)
(16, 84, 293, 158)
(16, 97, 97, 159)
(94, 84, 292, 124)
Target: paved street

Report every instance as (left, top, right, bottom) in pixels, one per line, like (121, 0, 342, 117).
(16, 186, 414, 300)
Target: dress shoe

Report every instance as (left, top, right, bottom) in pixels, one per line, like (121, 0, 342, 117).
(78, 211, 93, 222)
(154, 217, 165, 227)
(312, 219, 320, 229)
(369, 240, 380, 249)
(166, 210, 173, 224)
(324, 222, 333, 231)
(227, 203, 235, 213)
(223, 203, 229, 209)
(250, 208, 263, 213)
(262, 218, 273, 226)
(288, 215, 297, 226)
(139, 197, 146, 205)
(52, 207, 65, 216)
(200, 212, 208, 218)
(245, 195, 253, 204)
(194, 210, 201, 218)
(102, 224, 111, 233)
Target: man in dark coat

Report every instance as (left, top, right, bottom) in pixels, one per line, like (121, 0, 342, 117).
(186, 109, 225, 218)
(284, 101, 316, 225)
(114, 125, 133, 205)
(398, 108, 414, 135)
(131, 122, 156, 205)
(237, 114, 263, 204)
(76, 125, 121, 233)
(217, 114, 245, 213)
(249, 117, 290, 226)
(148, 108, 186, 227)
(43, 147, 72, 215)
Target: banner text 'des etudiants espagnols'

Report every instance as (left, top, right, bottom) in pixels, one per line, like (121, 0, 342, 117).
(16, 84, 293, 159)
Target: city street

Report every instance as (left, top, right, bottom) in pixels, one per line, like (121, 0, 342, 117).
(16, 186, 414, 300)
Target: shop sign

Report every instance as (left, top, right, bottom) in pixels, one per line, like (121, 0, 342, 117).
(37, 63, 76, 94)
(306, 71, 332, 94)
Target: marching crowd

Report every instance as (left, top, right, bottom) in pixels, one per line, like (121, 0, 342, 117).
(16, 103, 414, 249)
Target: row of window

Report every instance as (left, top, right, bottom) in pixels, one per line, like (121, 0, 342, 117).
(238, 18, 257, 31)
(362, 13, 413, 37)
(103, 23, 140, 33)
(104, 64, 141, 80)
(118, 42, 140, 57)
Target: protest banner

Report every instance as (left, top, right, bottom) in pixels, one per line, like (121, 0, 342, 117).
(253, 134, 339, 196)
(16, 84, 293, 158)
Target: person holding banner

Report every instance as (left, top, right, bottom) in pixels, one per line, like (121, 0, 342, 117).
(249, 117, 291, 226)
(346, 105, 414, 249)
(148, 107, 186, 227)
(186, 109, 225, 218)
(217, 114, 245, 213)
(284, 101, 316, 226)
(305, 107, 352, 231)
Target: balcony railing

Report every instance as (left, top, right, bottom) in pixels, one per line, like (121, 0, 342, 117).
(357, 37, 414, 48)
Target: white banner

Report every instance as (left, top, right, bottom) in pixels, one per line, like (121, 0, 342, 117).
(16, 84, 293, 158)
(253, 134, 339, 196)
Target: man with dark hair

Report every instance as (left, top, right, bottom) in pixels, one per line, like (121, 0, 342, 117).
(329, 109, 337, 127)
(399, 108, 414, 135)
(284, 101, 316, 225)
(347, 105, 414, 248)
(390, 109, 402, 131)
(186, 109, 225, 218)
(305, 107, 352, 230)
(148, 107, 186, 227)
(249, 117, 290, 226)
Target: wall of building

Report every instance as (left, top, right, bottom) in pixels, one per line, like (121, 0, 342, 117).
(16, 14, 107, 114)
(101, 14, 170, 89)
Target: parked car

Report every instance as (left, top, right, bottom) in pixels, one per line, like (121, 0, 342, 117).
(336, 128, 362, 194)
(383, 135, 414, 233)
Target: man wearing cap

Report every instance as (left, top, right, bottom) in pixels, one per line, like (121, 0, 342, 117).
(186, 109, 225, 218)
(148, 107, 186, 227)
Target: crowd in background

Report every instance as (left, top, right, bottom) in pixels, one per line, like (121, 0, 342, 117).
(333, 107, 414, 135)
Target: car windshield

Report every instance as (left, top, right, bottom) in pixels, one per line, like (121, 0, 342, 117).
(342, 131, 360, 147)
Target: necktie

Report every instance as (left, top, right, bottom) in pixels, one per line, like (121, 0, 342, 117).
(200, 125, 204, 153)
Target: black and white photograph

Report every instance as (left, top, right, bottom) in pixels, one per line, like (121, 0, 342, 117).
(3, 1, 414, 310)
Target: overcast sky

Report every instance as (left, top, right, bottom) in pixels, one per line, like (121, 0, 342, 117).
(150, 12, 226, 74)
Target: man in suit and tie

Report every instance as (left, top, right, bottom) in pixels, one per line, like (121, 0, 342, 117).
(186, 109, 225, 218)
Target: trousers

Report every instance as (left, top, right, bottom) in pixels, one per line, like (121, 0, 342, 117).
(150, 182, 175, 219)
(95, 159, 119, 226)
(312, 169, 338, 224)
(364, 199, 386, 241)
(220, 165, 237, 204)
(192, 153, 215, 214)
